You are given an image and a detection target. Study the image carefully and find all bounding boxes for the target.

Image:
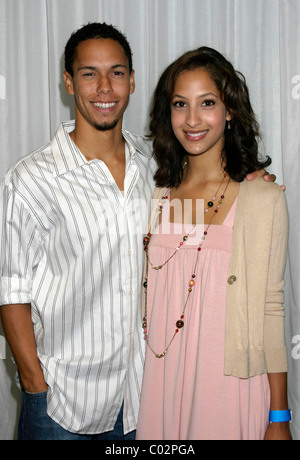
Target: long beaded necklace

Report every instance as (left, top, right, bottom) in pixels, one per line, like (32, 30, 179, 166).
(143, 174, 231, 359)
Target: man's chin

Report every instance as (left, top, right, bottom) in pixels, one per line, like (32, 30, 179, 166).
(94, 120, 119, 131)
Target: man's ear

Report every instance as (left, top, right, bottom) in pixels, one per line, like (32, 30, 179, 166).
(129, 70, 135, 95)
(63, 71, 75, 95)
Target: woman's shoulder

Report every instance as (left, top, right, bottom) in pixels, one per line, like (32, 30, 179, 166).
(234, 178, 288, 241)
(237, 178, 287, 222)
(240, 177, 283, 199)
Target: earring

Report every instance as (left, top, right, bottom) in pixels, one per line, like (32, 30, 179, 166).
(227, 120, 231, 130)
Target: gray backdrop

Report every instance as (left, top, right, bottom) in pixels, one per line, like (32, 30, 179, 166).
(0, 0, 299, 440)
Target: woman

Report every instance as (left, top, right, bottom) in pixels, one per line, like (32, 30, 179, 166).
(136, 47, 291, 440)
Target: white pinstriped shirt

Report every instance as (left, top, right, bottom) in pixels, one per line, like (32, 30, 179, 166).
(0, 121, 156, 434)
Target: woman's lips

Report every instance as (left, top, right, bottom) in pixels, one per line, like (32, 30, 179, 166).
(184, 130, 208, 141)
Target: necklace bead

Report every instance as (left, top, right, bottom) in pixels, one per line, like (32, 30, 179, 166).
(176, 320, 184, 329)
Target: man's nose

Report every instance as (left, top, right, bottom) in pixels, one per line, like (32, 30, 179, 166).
(96, 75, 113, 94)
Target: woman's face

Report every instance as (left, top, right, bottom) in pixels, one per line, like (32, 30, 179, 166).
(171, 68, 231, 158)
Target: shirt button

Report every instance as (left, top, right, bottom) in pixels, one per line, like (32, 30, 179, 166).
(128, 251, 132, 256)
(227, 275, 237, 285)
(129, 290, 133, 295)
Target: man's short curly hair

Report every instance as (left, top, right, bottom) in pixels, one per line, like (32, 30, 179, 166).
(64, 22, 133, 76)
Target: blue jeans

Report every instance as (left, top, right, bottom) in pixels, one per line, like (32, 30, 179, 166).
(18, 391, 136, 440)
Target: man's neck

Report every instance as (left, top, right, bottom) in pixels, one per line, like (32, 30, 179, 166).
(69, 121, 126, 191)
(69, 122, 125, 163)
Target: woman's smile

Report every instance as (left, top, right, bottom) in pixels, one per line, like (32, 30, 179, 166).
(183, 129, 209, 141)
(171, 68, 231, 158)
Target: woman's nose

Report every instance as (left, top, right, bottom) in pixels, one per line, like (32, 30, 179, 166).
(185, 108, 201, 127)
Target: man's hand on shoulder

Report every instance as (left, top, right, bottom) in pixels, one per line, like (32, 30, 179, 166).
(246, 169, 286, 191)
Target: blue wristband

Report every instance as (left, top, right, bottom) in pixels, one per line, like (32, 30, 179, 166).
(269, 409, 292, 423)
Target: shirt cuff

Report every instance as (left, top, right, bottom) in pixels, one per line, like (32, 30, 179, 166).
(0, 276, 32, 305)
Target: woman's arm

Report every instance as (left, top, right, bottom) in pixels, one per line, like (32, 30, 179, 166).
(0, 304, 47, 392)
(264, 373, 292, 440)
(263, 189, 291, 439)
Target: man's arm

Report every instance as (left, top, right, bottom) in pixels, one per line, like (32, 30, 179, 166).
(0, 304, 47, 392)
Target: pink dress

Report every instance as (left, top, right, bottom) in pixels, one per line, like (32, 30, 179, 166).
(136, 198, 270, 440)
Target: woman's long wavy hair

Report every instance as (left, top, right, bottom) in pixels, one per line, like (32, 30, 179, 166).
(149, 47, 271, 188)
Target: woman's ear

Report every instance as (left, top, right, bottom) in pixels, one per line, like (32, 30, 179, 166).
(226, 111, 232, 123)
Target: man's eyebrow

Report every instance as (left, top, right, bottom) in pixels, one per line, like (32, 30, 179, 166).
(111, 64, 128, 69)
(77, 66, 97, 71)
(77, 64, 128, 71)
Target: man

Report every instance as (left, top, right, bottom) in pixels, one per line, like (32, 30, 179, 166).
(0, 23, 276, 440)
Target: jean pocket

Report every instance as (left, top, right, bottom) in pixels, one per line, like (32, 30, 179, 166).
(24, 390, 48, 398)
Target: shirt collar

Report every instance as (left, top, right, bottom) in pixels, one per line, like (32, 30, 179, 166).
(52, 121, 151, 177)
(121, 129, 152, 158)
(52, 121, 86, 177)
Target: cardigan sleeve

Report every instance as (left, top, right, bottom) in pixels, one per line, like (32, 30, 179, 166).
(224, 179, 289, 378)
(263, 188, 289, 373)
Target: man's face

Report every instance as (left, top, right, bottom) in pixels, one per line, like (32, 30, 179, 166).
(64, 38, 135, 132)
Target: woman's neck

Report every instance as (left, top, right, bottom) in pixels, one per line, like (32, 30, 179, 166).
(182, 153, 225, 188)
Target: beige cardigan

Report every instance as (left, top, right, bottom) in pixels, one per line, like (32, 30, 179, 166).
(145, 178, 289, 378)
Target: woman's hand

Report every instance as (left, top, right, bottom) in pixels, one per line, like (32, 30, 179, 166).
(264, 422, 292, 440)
